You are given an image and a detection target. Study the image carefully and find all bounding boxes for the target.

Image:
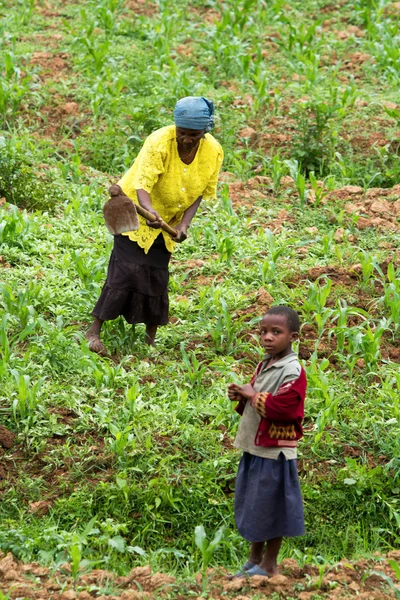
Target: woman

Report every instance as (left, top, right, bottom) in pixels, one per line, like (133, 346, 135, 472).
(86, 96, 223, 354)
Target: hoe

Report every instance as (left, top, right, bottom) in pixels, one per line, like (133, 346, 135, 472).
(103, 184, 178, 238)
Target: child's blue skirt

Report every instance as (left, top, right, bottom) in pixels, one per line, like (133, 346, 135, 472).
(235, 451, 305, 542)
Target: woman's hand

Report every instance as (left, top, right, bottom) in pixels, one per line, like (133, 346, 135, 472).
(145, 208, 163, 228)
(174, 222, 188, 243)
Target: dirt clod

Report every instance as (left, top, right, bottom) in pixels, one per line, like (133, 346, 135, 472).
(0, 425, 16, 449)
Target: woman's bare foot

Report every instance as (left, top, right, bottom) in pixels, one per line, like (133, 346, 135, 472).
(86, 335, 107, 356)
(86, 318, 106, 355)
(145, 324, 158, 346)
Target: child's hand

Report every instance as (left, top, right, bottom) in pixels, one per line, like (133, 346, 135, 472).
(236, 384, 256, 400)
(228, 383, 243, 401)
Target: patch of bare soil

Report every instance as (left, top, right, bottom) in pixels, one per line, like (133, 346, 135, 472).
(0, 431, 113, 498)
(227, 176, 272, 208)
(329, 184, 400, 231)
(28, 97, 88, 140)
(1, 550, 400, 599)
(29, 51, 71, 82)
(125, 0, 158, 17)
(188, 5, 221, 23)
(333, 25, 366, 40)
(30, 32, 64, 49)
(383, 1, 400, 15)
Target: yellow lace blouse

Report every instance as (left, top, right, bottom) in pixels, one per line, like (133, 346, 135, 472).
(118, 125, 223, 253)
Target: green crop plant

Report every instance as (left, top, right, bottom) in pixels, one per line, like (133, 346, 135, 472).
(380, 262, 400, 333)
(108, 423, 135, 460)
(208, 297, 248, 354)
(0, 51, 32, 126)
(70, 250, 107, 290)
(356, 250, 385, 290)
(372, 29, 400, 84)
(0, 282, 42, 329)
(278, 20, 322, 58)
(11, 369, 45, 426)
(302, 278, 332, 321)
(284, 159, 308, 205)
(308, 171, 327, 206)
(0, 204, 30, 244)
(180, 343, 208, 386)
(330, 301, 368, 353)
(270, 153, 288, 193)
(314, 306, 334, 343)
(72, 19, 111, 74)
(261, 228, 289, 282)
(91, 0, 123, 35)
(218, 236, 235, 263)
(194, 525, 225, 595)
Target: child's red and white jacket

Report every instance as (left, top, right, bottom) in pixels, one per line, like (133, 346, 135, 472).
(235, 361, 307, 448)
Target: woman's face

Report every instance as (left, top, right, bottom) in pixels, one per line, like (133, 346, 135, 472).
(176, 127, 205, 150)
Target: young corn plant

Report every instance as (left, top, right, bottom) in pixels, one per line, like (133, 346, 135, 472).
(218, 236, 235, 264)
(309, 171, 327, 206)
(0, 51, 32, 125)
(302, 278, 332, 322)
(70, 251, 107, 290)
(330, 301, 368, 353)
(379, 262, 400, 333)
(270, 153, 288, 194)
(91, 0, 123, 35)
(194, 525, 225, 596)
(346, 320, 389, 374)
(0, 204, 30, 244)
(0, 282, 41, 329)
(356, 250, 385, 290)
(285, 159, 308, 206)
(180, 343, 208, 386)
(11, 369, 45, 427)
(261, 228, 287, 282)
(306, 356, 343, 447)
(108, 423, 135, 460)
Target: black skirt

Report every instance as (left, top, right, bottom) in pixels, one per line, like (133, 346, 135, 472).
(92, 234, 171, 326)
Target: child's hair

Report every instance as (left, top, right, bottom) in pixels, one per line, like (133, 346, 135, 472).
(265, 305, 300, 333)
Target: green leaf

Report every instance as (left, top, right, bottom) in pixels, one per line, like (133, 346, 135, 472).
(108, 536, 126, 552)
(194, 525, 208, 552)
(127, 545, 147, 556)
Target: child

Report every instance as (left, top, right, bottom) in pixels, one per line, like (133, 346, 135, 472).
(228, 305, 307, 577)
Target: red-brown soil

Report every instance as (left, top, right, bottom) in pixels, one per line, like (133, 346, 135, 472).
(125, 0, 158, 17)
(1, 550, 400, 599)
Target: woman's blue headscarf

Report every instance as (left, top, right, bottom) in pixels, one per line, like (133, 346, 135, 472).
(174, 96, 215, 132)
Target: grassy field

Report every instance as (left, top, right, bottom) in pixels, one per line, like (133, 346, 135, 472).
(1, 0, 400, 596)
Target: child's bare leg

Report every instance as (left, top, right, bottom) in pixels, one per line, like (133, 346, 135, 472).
(86, 318, 106, 355)
(259, 537, 282, 575)
(249, 542, 264, 565)
(145, 324, 158, 346)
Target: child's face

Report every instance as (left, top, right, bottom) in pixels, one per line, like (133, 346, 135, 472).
(259, 314, 298, 358)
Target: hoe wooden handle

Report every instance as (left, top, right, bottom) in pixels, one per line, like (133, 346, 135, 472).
(135, 204, 178, 238)
(109, 185, 178, 238)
